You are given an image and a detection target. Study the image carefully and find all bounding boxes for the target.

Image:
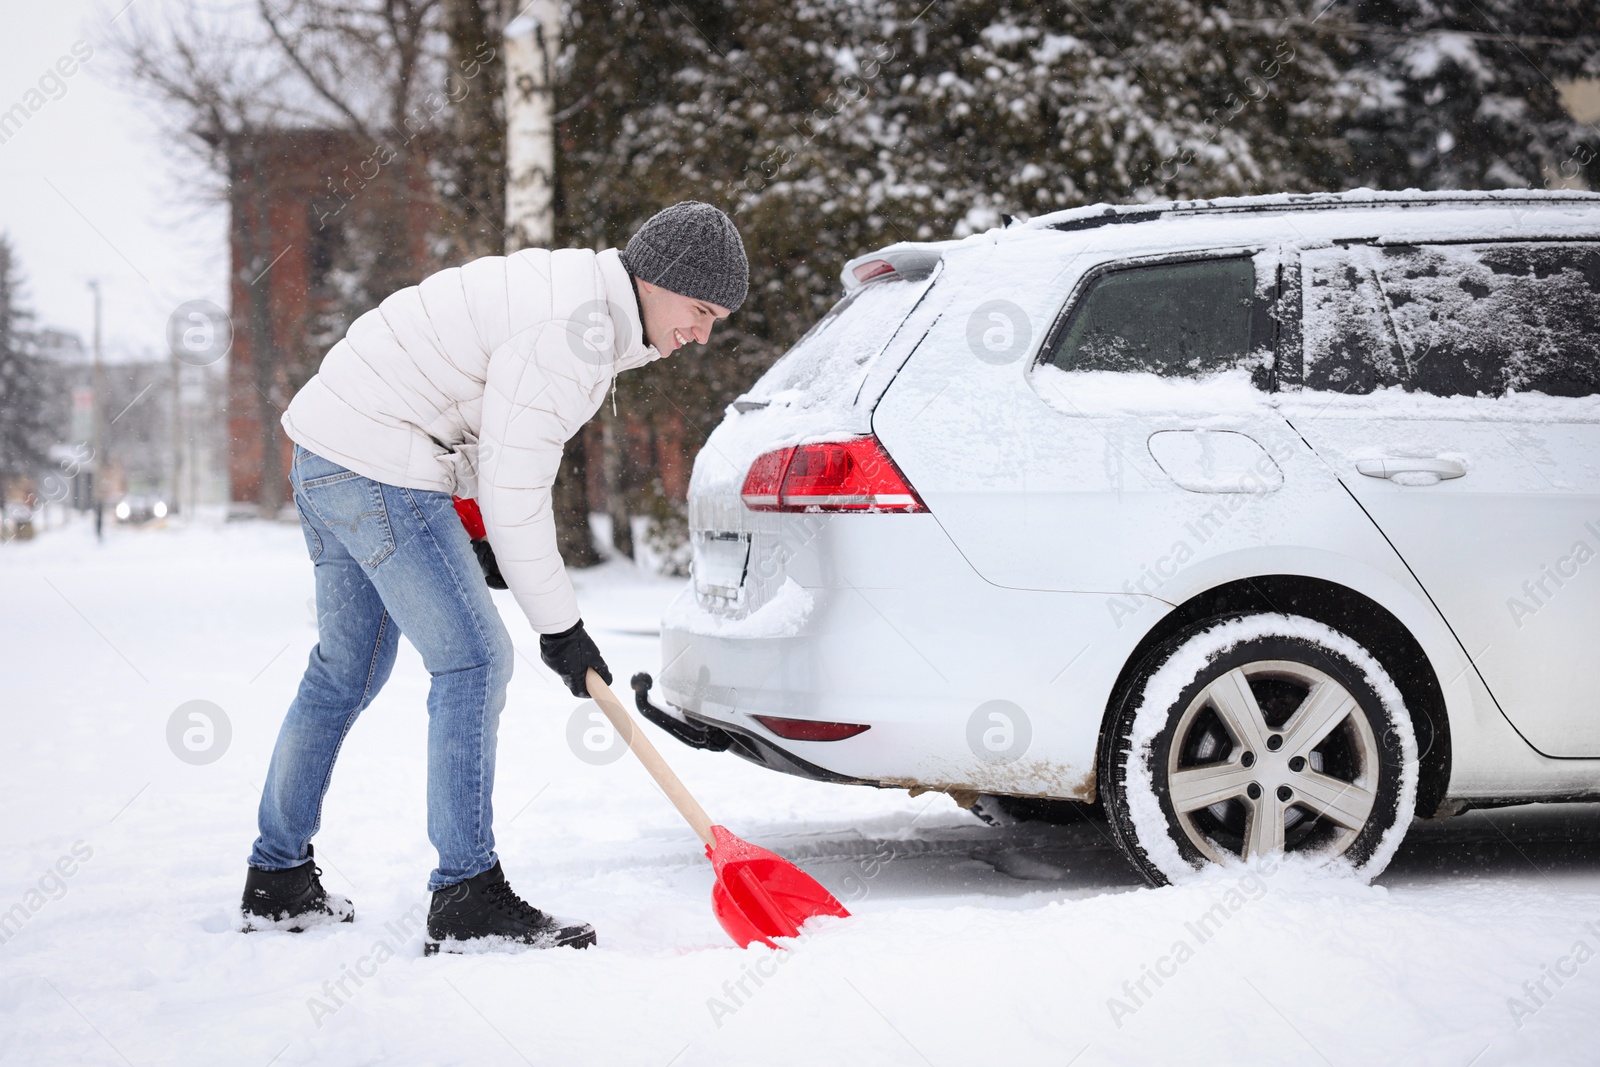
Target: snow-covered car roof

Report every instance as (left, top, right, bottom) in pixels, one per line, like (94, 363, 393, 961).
(1027, 187, 1600, 232)
(843, 188, 1600, 289)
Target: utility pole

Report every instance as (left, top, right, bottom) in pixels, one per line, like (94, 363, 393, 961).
(88, 279, 103, 542)
(170, 348, 183, 518)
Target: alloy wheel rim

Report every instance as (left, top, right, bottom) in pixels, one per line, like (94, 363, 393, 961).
(1164, 660, 1380, 865)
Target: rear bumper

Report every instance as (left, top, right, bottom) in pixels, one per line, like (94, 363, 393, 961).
(632, 671, 863, 784)
(680, 710, 868, 785)
(657, 563, 1148, 801)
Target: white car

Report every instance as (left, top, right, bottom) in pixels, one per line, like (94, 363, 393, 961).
(641, 189, 1600, 885)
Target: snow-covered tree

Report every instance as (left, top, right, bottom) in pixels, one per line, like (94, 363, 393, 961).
(0, 236, 49, 509)
(1309, 1, 1600, 190)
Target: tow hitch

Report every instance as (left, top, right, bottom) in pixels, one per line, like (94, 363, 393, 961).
(630, 673, 733, 752)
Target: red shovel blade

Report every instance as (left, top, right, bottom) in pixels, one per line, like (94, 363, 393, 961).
(705, 825, 850, 949)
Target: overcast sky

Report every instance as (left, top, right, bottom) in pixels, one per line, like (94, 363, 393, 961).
(1, 0, 226, 363)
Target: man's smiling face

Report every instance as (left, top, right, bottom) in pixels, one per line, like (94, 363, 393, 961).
(635, 278, 732, 356)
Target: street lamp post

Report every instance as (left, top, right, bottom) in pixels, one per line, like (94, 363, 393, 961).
(170, 348, 183, 519)
(88, 279, 103, 543)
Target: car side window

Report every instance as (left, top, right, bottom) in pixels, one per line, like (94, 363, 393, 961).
(1044, 257, 1260, 380)
(1300, 247, 1402, 394)
(1301, 242, 1600, 398)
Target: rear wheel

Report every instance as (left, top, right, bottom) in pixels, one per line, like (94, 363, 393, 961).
(1102, 613, 1418, 885)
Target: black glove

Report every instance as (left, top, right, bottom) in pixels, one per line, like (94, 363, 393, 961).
(540, 620, 611, 697)
(471, 539, 507, 589)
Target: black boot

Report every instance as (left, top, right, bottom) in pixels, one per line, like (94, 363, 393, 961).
(241, 846, 354, 932)
(425, 862, 595, 954)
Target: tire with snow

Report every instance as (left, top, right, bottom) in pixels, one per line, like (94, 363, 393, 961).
(1100, 613, 1418, 886)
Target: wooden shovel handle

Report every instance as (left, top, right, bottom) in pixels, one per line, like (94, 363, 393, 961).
(586, 668, 717, 848)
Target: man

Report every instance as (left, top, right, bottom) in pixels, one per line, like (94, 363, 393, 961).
(240, 201, 747, 952)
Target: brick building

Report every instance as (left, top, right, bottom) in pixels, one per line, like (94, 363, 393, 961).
(226, 129, 433, 514)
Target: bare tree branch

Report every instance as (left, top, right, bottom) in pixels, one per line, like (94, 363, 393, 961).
(257, 0, 376, 139)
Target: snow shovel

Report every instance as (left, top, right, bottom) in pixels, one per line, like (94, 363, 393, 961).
(585, 669, 850, 948)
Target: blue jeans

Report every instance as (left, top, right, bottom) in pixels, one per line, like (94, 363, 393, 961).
(249, 444, 514, 891)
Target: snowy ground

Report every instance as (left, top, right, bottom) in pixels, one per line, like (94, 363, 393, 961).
(3, 516, 1599, 1066)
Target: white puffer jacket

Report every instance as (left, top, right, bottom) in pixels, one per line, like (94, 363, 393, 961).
(281, 247, 660, 633)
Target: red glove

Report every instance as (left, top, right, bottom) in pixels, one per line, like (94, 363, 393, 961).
(452, 496, 487, 540)
(451, 497, 506, 589)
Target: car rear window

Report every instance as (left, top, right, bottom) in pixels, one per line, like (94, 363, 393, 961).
(743, 279, 927, 412)
(1301, 242, 1600, 398)
(1044, 257, 1257, 378)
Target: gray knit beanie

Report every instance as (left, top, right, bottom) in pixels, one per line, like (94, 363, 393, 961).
(620, 201, 749, 312)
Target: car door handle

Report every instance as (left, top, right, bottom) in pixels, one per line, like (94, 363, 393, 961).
(1356, 458, 1466, 480)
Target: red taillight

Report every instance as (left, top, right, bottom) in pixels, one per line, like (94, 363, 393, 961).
(753, 715, 871, 742)
(851, 260, 898, 283)
(738, 446, 795, 510)
(740, 436, 926, 513)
